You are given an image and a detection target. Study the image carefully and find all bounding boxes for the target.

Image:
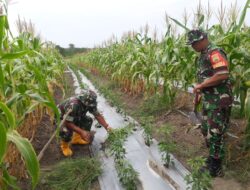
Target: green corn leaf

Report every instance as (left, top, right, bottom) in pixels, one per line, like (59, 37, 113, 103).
(0, 61, 4, 90)
(169, 17, 190, 31)
(0, 16, 5, 53)
(11, 65, 25, 75)
(27, 93, 48, 103)
(6, 93, 22, 107)
(245, 80, 250, 88)
(237, 0, 250, 32)
(0, 101, 16, 129)
(245, 89, 250, 119)
(7, 130, 40, 189)
(198, 15, 204, 27)
(1, 51, 29, 60)
(0, 121, 7, 163)
(2, 167, 20, 190)
(27, 92, 59, 120)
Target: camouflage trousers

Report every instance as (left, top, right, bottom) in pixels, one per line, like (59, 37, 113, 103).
(201, 106, 231, 160)
(59, 116, 93, 142)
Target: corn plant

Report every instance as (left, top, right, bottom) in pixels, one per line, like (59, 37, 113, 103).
(79, 0, 250, 148)
(0, 102, 39, 190)
(244, 89, 250, 149)
(184, 157, 212, 190)
(0, 1, 66, 189)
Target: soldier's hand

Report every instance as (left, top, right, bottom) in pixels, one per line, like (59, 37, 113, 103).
(80, 130, 92, 142)
(193, 84, 202, 94)
(106, 126, 112, 133)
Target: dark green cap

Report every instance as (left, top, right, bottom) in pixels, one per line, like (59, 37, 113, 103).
(186, 29, 207, 45)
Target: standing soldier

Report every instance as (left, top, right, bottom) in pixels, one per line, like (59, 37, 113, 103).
(186, 29, 233, 177)
(58, 89, 112, 157)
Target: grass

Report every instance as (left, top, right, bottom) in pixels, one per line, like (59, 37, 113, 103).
(38, 158, 102, 190)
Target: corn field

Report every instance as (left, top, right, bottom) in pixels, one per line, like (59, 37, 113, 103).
(0, 0, 250, 189)
(0, 1, 65, 189)
(79, 0, 250, 147)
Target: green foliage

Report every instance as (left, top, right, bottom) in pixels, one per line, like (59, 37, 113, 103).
(106, 125, 139, 190)
(115, 160, 139, 190)
(106, 126, 133, 161)
(140, 93, 170, 116)
(185, 157, 212, 190)
(7, 130, 40, 189)
(79, 0, 250, 149)
(0, 7, 66, 190)
(140, 116, 153, 146)
(0, 122, 7, 163)
(0, 101, 16, 129)
(1, 164, 20, 190)
(157, 125, 176, 167)
(244, 89, 250, 149)
(40, 158, 102, 190)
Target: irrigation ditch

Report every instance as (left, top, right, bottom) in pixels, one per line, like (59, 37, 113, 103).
(69, 67, 190, 190)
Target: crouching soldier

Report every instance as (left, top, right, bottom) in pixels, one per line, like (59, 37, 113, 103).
(58, 89, 112, 156)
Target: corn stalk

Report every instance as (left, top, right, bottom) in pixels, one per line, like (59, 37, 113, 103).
(0, 2, 66, 189)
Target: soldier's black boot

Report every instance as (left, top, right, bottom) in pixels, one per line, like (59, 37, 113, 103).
(209, 158, 224, 177)
(199, 156, 211, 173)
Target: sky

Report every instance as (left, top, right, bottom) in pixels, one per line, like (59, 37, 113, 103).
(8, 0, 250, 48)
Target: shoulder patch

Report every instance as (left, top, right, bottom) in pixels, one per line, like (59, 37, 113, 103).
(210, 50, 228, 69)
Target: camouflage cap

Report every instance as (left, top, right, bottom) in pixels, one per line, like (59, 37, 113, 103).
(186, 29, 207, 45)
(78, 89, 97, 107)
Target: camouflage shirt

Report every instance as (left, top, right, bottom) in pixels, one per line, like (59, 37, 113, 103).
(196, 43, 233, 110)
(58, 96, 99, 123)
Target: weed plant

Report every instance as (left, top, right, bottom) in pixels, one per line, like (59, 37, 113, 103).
(40, 158, 102, 190)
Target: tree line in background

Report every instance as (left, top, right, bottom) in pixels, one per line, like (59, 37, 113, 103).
(56, 43, 90, 57)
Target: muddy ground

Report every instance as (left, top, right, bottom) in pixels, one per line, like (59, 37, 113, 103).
(18, 71, 100, 190)
(80, 67, 250, 190)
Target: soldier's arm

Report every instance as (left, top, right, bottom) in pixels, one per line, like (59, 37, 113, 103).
(89, 104, 112, 131)
(64, 103, 91, 141)
(194, 73, 229, 93)
(194, 50, 229, 93)
(65, 121, 92, 142)
(94, 112, 111, 131)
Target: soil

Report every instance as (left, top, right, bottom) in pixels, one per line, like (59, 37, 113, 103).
(18, 71, 100, 190)
(83, 68, 250, 190)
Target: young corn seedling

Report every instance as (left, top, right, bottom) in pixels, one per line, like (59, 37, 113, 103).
(184, 157, 212, 190)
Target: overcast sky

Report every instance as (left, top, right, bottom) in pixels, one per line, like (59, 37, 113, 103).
(8, 0, 250, 48)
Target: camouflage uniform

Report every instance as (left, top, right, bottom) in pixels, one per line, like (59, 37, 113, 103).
(196, 43, 233, 160)
(58, 90, 99, 142)
(187, 29, 233, 176)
